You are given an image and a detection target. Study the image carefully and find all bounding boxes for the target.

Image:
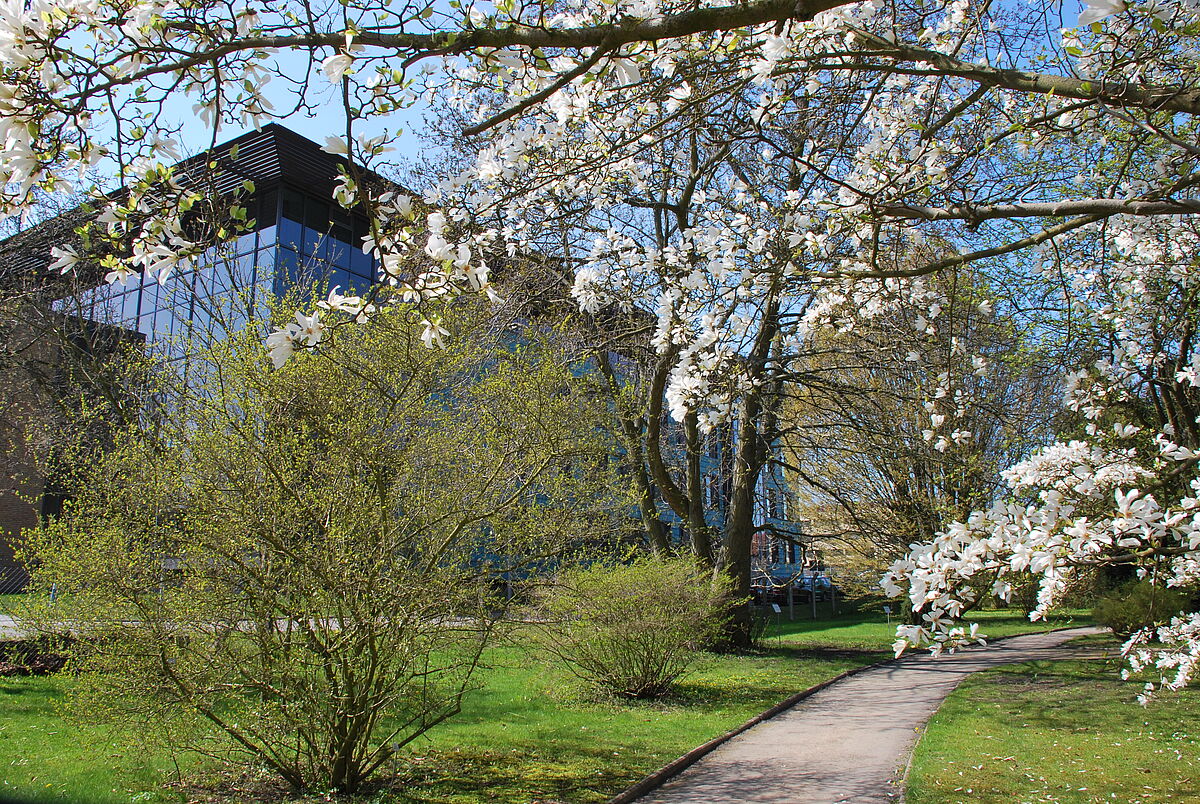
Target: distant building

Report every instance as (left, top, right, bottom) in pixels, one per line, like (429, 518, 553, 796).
(0, 123, 807, 591)
(0, 309, 136, 590)
(55, 124, 381, 360)
(0, 124, 383, 587)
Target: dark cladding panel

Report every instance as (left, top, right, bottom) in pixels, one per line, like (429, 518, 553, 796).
(0, 124, 399, 290)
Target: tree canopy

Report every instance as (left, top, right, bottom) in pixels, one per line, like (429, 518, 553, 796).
(9, 0, 1200, 692)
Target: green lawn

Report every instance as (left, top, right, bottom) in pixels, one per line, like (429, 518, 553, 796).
(0, 677, 182, 804)
(0, 607, 1093, 804)
(391, 642, 875, 803)
(762, 606, 1091, 652)
(0, 642, 875, 804)
(906, 636, 1200, 804)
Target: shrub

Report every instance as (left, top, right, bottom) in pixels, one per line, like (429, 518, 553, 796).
(534, 555, 733, 699)
(1093, 580, 1190, 639)
(18, 302, 626, 794)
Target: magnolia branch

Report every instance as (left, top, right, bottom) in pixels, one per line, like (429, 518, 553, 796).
(820, 213, 1106, 279)
(461, 41, 614, 136)
(70, 0, 1200, 124)
(879, 198, 1200, 222)
(849, 28, 1200, 116)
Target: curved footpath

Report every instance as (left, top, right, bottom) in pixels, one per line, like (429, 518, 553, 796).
(632, 626, 1104, 804)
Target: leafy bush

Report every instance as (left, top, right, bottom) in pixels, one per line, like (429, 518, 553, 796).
(534, 555, 733, 699)
(19, 302, 625, 793)
(1093, 580, 1190, 639)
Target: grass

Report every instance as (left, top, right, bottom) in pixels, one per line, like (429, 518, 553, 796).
(0, 592, 28, 618)
(0, 676, 183, 804)
(389, 641, 875, 803)
(762, 606, 1092, 653)
(906, 635, 1200, 804)
(0, 606, 1092, 804)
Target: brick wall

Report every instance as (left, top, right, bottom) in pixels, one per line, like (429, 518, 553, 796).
(0, 482, 38, 592)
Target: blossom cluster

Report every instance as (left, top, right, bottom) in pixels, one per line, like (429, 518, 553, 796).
(883, 215, 1200, 697)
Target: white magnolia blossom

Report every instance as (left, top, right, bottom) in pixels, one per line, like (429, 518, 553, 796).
(321, 136, 349, 156)
(266, 311, 326, 369)
(321, 53, 355, 83)
(48, 246, 79, 274)
(317, 286, 376, 320)
(419, 317, 450, 349)
(883, 214, 1200, 698)
(1079, 0, 1126, 25)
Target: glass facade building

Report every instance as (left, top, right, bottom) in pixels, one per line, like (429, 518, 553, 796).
(0, 125, 391, 590)
(63, 179, 379, 362)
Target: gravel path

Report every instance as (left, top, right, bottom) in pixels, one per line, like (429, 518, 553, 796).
(634, 626, 1104, 804)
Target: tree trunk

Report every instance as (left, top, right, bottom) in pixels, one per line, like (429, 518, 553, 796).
(594, 348, 672, 553)
(718, 387, 766, 649)
(684, 411, 715, 564)
(715, 292, 781, 649)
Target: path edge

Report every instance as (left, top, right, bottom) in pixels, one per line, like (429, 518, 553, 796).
(605, 657, 886, 804)
(894, 624, 1105, 802)
(605, 623, 1095, 804)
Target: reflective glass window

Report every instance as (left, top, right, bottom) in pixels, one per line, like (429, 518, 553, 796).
(276, 249, 302, 296)
(136, 305, 155, 338)
(233, 231, 257, 256)
(328, 268, 351, 294)
(343, 271, 370, 295)
(328, 237, 350, 270)
(256, 225, 279, 250)
(279, 217, 303, 252)
(350, 245, 373, 279)
(231, 252, 256, 287)
(302, 227, 328, 261)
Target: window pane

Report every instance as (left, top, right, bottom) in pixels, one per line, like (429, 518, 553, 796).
(344, 271, 370, 295)
(276, 249, 301, 295)
(234, 231, 257, 255)
(350, 246, 373, 279)
(328, 268, 351, 294)
(302, 227, 328, 261)
(279, 217, 303, 252)
(328, 236, 349, 269)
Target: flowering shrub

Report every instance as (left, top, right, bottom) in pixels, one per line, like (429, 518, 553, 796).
(533, 556, 733, 699)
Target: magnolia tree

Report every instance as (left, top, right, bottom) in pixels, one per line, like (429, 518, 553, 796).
(7, 0, 1200, 687)
(882, 215, 1200, 700)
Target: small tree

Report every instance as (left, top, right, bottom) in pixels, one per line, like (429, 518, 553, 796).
(20, 300, 626, 793)
(533, 554, 733, 699)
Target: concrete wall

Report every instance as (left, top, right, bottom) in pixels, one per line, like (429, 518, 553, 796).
(0, 307, 74, 592)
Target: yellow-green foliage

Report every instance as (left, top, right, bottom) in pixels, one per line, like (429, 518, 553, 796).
(19, 300, 628, 793)
(534, 555, 734, 699)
